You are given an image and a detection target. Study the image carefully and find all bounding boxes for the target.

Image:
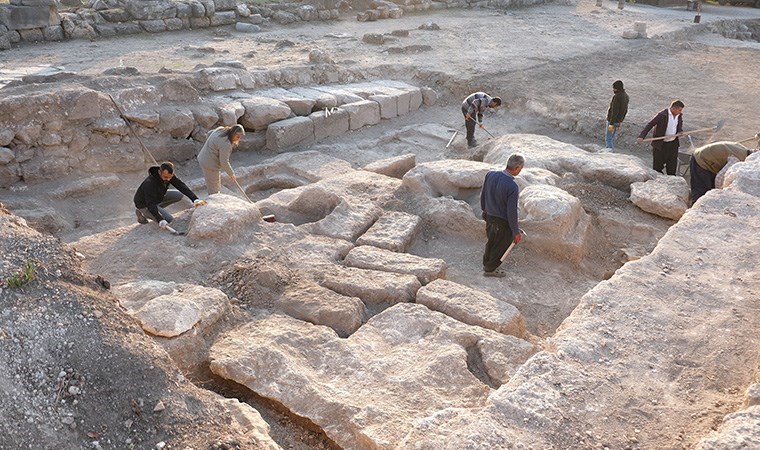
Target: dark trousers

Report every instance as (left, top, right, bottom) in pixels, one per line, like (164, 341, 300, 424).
(137, 190, 183, 223)
(689, 157, 715, 204)
(653, 140, 679, 175)
(483, 215, 514, 272)
(462, 106, 482, 145)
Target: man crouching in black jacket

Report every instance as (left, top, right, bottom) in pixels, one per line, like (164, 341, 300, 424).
(133, 161, 203, 230)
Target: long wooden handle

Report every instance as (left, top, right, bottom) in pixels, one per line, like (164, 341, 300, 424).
(500, 242, 516, 262)
(642, 126, 715, 143)
(108, 94, 158, 166)
(737, 134, 760, 144)
(234, 178, 253, 203)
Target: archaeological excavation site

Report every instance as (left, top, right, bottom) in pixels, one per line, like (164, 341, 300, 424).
(1, 0, 759, 448)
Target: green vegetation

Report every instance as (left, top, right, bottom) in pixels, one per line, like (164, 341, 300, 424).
(6, 261, 36, 289)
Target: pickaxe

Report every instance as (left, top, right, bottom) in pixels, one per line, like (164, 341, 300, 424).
(500, 229, 527, 262)
(737, 133, 760, 145)
(642, 119, 725, 143)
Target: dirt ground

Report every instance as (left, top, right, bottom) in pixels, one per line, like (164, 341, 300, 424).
(2, 1, 760, 449)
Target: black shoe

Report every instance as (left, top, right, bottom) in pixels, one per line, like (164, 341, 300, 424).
(468, 140, 478, 148)
(135, 209, 148, 224)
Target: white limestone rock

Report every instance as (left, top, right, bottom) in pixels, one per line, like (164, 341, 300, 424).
(416, 279, 527, 338)
(217, 398, 283, 450)
(318, 265, 421, 305)
(723, 152, 760, 197)
(209, 303, 535, 449)
(133, 284, 230, 338)
(356, 211, 421, 252)
(240, 96, 292, 131)
(344, 245, 446, 285)
(276, 281, 367, 337)
(362, 153, 416, 179)
(187, 193, 262, 242)
(519, 184, 590, 263)
(402, 159, 493, 197)
(629, 174, 689, 220)
(482, 134, 655, 190)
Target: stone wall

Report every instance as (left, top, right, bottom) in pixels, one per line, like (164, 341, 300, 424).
(0, 63, 434, 187)
(0, 0, 555, 50)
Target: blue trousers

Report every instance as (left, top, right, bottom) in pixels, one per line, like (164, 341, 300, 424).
(605, 121, 620, 149)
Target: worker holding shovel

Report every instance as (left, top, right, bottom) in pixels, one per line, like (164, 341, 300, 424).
(480, 153, 525, 278)
(197, 124, 245, 196)
(636, 100, 685, 175)
(133, 161, 204, 232)
(462, 92, 502, 148)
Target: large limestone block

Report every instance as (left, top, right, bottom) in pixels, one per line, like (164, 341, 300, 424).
(132, 284, 230, 338)
(356, 211, 421, 252)
(288, 86, 338, 110)
(309, 108, 349, 141)
(157, 107, 195, 139)
(310, 86, 364, 105)
(362, 153, 416, 179)
(341, 100, 381, 130)
(5, 5, 59, 30)
(240, 96, 292, 131)
(519, 184, 590, 263)
(483, 134, 655, 190)
(218, 398, 283, 450)
(194, 68, 237, 92)
(344, 245, 446, 284)
(416, 279, 527, 338)
(276, 282, 367, 337)
(51, 175, 120, 200)
(266, 116, 314, 152)
(694, 406, 760, 450)
(187, 193, 262, 242)
(319, 265, 421, 305)
(402, 159, 493, 197)
(514, 167, 559, 190)
(209, 303, 536, 449)
(302, 200, 382, 241)
(629, 175, 688, 220)
(724, 152, 760, 197)
(256, 87, 316, 116)
(368, 94, 398, 119)
(112, 280, 178, 313)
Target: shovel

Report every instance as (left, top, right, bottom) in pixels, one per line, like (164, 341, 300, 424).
(737, 133, 760, 145)
(642, 119, 725, 143)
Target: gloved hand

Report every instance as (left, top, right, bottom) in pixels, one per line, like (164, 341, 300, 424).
(159, 220, 168, 229)
(514, 233, 522, 244)
(608, 124, 615, 133)
(193, 199, 206, 207)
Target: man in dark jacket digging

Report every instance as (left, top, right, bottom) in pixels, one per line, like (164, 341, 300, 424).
(133, 161, 202, 230)
(637, 100, 685, 175)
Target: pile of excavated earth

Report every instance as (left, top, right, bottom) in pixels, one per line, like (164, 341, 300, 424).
(1, 1, 759, 450)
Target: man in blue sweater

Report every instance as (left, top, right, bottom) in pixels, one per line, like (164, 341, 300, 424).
(480, 153, 525, 277)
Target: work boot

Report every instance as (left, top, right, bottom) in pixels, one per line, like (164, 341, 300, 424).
(468, 139, 478, 148)
(483, 268, 506, 278)
(135, 209, 148, 224)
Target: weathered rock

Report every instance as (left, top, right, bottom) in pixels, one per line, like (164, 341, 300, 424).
(344, 245, 446, 284)
(420, 86, 437, 106)
(302, 200, 382, 241)
(276, 281, 367, 337)
(266, 116, 315, 152)
(318, 265, 421, 305)
(240, 96, 292, 131)
(210, 303, 535, 449)
(340, 100, 380, 130)
(356, 211, 421, 252)
(235, 22, 260, 33)
(51, 175, 120, 200)
(519, 184, 590, 263)
(288, 87, 338, 110)
(402, 159, 492, 197)
(630, 175, 688, 220)
(482, 134, 655, 190)
(187, 193, 263, 242)
(308, 108, 349, 141)
(362, 153, 415, 179)
(416, 279, 527, 338)
(693, 406, 760, 450)
(157, 108, 195, 139)
(723, 152, 760, 198)
(217, 398, 283, 450)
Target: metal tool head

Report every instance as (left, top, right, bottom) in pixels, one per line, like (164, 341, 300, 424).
(714, 119, 726, 132)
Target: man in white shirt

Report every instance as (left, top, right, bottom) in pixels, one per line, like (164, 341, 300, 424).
(637, 100, 685, 175)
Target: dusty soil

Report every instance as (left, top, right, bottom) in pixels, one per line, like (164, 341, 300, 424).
(2, 1, 760, 449)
